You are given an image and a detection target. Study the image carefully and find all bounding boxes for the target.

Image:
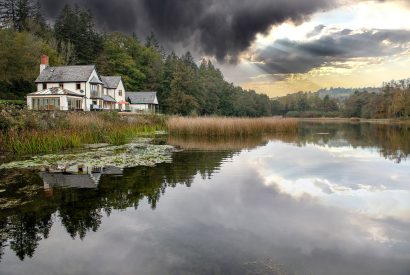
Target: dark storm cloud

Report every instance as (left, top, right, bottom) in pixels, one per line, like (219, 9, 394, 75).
(39, 0, 137, 31)
(38, 0, 342, 62)
(253, 28, 410, 74)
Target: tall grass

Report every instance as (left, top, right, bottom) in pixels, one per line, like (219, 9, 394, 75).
(167, 117, 298, 137)
(0, 110, 164, 155)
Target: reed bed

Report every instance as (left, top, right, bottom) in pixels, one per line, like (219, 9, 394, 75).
(0, 110, 164, 155)
(167, 117, 298, 137)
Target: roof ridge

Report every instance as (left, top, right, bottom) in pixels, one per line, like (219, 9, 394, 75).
(47, 65, 96, 68)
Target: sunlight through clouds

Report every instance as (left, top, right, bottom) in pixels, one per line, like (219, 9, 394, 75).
(236, 0, 410, 96)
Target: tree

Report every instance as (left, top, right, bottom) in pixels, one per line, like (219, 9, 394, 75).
(54, 5, 103, 64)
(96, 32, 145, 90)
(0, 0, 17, 29)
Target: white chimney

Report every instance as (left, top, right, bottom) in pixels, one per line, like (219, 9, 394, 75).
(40, 54, 49, 74)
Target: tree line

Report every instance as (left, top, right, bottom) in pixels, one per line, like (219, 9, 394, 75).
(271, 79, 410, 119)
(0, 1, 272, 116)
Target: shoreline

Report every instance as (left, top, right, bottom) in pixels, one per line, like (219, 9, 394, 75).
(297, 117, 410, 124)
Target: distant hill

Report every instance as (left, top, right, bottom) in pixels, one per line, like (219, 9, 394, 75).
(316, 87, 382, 100)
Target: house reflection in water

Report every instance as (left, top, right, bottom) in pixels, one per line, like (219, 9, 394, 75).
(41, 165, 123, 195)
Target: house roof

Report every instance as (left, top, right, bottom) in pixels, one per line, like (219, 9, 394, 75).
(35, 65, 96, 83)
(126, 91, 158, 104)
(27, 87, 84, 97)
(102, 95, 116, 103)
(101, 76, 122, 89)
(39, 172, 99, 189)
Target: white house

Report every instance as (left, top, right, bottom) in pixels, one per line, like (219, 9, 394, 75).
(126, 91, 159, 113)
(101, 76, 126, 111)
(27, 55, 128, 111)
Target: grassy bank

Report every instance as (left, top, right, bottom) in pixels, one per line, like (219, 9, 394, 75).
(0, 107, 165, 155)
(0, 107, 299, 155)
(167, 117, 298, 137)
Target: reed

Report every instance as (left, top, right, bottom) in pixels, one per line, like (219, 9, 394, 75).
(0, 111, 164, 155)
(167, 117, 298, 137)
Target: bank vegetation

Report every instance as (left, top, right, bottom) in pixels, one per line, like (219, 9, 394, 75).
(0, 106, 164, 154)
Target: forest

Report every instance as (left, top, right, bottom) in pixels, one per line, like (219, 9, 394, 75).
(271, 80, 410, 119)
(0, 1, 271, 116)
(0, 0, 409, 118)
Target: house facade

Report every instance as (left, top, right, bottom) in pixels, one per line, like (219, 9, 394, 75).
(126, 91, 159, 113)
(27, 55, 127, 111)
(101, 76, 126, 110)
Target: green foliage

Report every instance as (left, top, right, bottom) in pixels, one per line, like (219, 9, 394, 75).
(54, 5, 103, 64)
(0, 29, 61, 99)
(96, 33, 147, 90)
(271, 91, 340, 117)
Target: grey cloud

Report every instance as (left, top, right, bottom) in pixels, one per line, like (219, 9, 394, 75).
(306, 24, 326, 38)
(39, 0, 344, 62)
(253, 28, 410, 74)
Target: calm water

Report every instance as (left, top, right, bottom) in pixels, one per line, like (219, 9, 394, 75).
(0, 123, 409, 275)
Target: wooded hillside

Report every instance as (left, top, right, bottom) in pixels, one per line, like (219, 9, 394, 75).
(0, 1, 272, 116)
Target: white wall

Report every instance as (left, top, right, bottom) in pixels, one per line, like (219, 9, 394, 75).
(27, 96, 32, 109)
(113, 80, 125, 110)
(130, 104, 148, 112)
(129, 104, 158, 112)
(85, 69, 103, 111)
(37, 82, 86, 92)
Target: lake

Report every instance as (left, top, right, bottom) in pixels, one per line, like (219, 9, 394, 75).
(0, 122, 409, 275)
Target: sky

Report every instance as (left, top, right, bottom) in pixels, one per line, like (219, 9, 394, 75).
(39, 0, 410, 97)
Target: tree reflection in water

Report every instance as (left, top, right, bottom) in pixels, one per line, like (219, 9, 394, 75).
(0, 122, 408, 261)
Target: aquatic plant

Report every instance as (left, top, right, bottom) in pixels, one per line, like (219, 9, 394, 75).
(0, 139, 176, 170)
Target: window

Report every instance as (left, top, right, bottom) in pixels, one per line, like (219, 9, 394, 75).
(42, 83, 47, 90)
(68, 98, 82, 110)
(76, 83, 81, 90)
(59, 83, 64, 89)
(32, 97, 60, 111)
(119, 90, 123, 96)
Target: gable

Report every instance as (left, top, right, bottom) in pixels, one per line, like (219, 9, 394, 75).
(101, 76, 122, 89)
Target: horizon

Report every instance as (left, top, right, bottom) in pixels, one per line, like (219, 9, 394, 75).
(37, 0, 410, 97)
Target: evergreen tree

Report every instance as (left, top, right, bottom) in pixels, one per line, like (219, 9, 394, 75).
(54, 4, 103, 64)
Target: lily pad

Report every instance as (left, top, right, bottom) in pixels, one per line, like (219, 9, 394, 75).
(0, 139, 177, 170)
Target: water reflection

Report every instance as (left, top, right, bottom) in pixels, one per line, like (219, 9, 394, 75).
(168, 122, 410, 162)
(0, 150, 235, 262)
(0, 123, 409, 274)
(296, 122, 410, 163)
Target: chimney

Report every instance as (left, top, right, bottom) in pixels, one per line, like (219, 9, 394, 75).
(40, 54, 49, 74)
